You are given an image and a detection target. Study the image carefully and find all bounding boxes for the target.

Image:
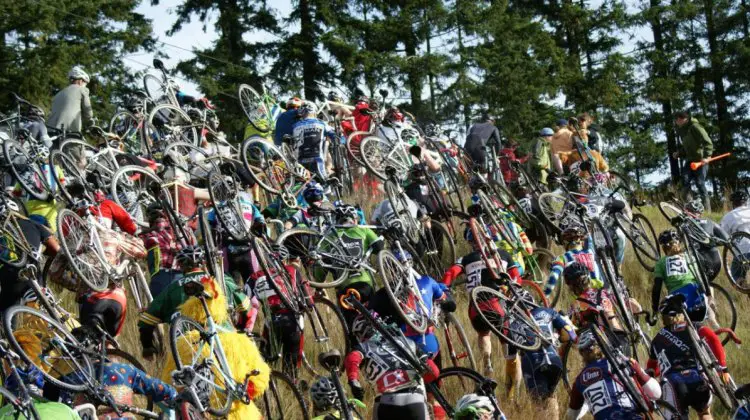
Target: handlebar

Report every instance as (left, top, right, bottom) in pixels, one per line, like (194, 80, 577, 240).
(714, 328, 742, 345)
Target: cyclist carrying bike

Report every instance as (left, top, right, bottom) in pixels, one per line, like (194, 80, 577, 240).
(47, 66, 93, 134)
(138, 246, 253, 360)
(652, 229, 710, 323)
(544, 220, 603, 299)
(344, 312, 441, 420)
(274, 97, 303, 146)
(646, 295, 729, 420)
(464, 113, 501, 173)
(505, 291, 577, 418)
(291, 102, 336, 180)
(684, 199, 729, 283)
(140, 204, 189, 298)
(285, 181, 332, 230)
(567, 330, 661, 420)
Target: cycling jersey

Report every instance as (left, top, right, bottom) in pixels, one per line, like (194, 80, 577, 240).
(441, 249, 519, 291)
(569, 358, 649, 420)
(248, 264, 306, 313)
(464, 122, 501, 168)
(404, 274, 445, 356)
(570, 287, 615, 329)
(83, 199, 138, 235)
(545, 236, 604, 297)
(0, 401, 79, 419)
(314, 226, 383, 290)
(274, 109, 299, 146)
(646, 322, 725, 377)
(370, 197, 423, 227)
(292, 117, 335, 161)
(653, 254, 699, 292)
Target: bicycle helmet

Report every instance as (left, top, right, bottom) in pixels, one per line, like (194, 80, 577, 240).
(539, 127, 554, 137)
(176, 246, 206, 270)
(334, 204, 359, 224)
(561, 225, 586, 244)
(567, 175, 587, 193)
(68, 66, 90, 83)
(355, 95, 370, 105)
(286, 97, 303, 109)
(658, 294, 686, 316)
(685, 199, 704, 215)
(0, 196, 20, 214)
(351, 312, 378, 343)
(563, 262, 590, 289)
(384, 107, 404, 124)
(658, 229, 680, 246)
(423, 123, 439, 138)
(271, 243, 290, 261)
(327, 92, 343, 103)
(298, 102, 317, 117)
(310, 377, 339, 410)
(576, 330, 598, 351)
(467, 203, 483, 218)
(454, 394, 495, 419)
(731, 190, 749, 207)
(302, 181, 325, 204)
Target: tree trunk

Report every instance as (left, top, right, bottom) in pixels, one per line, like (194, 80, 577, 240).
(648, 0, 681, 183)
(702, 0, 730, 155)
(299, 0, 320, 100)
(404, 36, 423, 116)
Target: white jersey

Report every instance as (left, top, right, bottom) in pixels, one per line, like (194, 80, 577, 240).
(721, 205, 750, 254)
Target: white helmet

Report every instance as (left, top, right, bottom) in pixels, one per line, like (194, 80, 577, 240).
(454, 394, 495, 419)
(68, 66, 90, 83)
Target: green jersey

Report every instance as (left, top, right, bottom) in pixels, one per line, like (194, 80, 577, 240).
(0, 401, 80, 419)
(653, 254, 698, 292)
(138, 270, 249, 328)
(314, 226, 382, 290)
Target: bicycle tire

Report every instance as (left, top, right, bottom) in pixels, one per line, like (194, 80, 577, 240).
(162, 142, 220, 186)
(383, 178, 421, 243)
(360, 136, 411, 181)
(251, 238, 300, 313)
(591, 325, 651, 414)
(0, 385, 40, 420)
(468, 218, 504, 280)
(240, 137, 295, 195)
(442, 313, 477, 371)
(56, 209, 110, 291)
(525, 213, 550, 250)
(275, 228, 349, 288)
(490, 182, 533, 228)
(4, 305, 94, 392)
(147, 104, 198, 147)
(110, 165, 170, 228)
(658, 201, 684, 224)
(419, 220, 456, 281)
(469, 286, 542, 352)
(710, 283, 737, 346)
(259, 370, 311, 420)
(434, 367, 500, 416)
(686, 316, 736, 410)
(302, 296, 351, 376)
(561, 342, 577, 392)
(49, 150, 87, 205)
(127, 263, 153, 312)
(59, 139, 117, 185)
(536, 192, 569, 235)
(197, 207, 219, 278)
(207, 170, 251, 242)
(143, 74, 177, 107)
(442, 162, 466, 214)
(723, 231, 750, 294)
(109, 110, 148, 156)
(238, 84, 270, 131)
(0, 215, 29, 269)
(345, 131, 370, 166)
(178, 401, 204, 420)
(107, 349, 155, 413)
(614, 212, 660, 271)
(169, 315, 234, 417)
(3, 140, 50, 201)
(520, 280, 549, 308)
(378, 249, 429, 334)
(475, 190, 517, 248)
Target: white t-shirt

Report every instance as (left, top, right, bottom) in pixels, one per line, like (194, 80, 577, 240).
(721, 205, 750, 254)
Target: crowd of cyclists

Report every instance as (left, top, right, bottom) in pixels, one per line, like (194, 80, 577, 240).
(0, 60, 749, 420)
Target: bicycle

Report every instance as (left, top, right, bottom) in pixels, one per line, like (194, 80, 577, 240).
(143, 58, 180, 108)
(317, 350, 366, 420)
(0, 338, 43, 420)
(238, 83, 279, 133)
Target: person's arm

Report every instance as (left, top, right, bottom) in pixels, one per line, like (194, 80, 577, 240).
(552, 310, 577, 344)
(128, 364, 178, 403)
(630, 359, 662, 399)
(652, 268, 665, 315)
(694, 124, 714, 159)
(567, 378, 585, 419)
(81, 87, 93, 127)
(441, 263, 463, 287)
(106, 201, 137, 235)
(545, 255, 566, 297)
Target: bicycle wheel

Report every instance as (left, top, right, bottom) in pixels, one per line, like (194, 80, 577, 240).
(345, 131, 369, 166)
(615, 212, 660, 271)
(169, 315, 234, 417)
(126, 263, 153, 312)
(302, 296, 351, 376)
(360, 136, 411, 181)
(240, 137, 295, 195)
(110, 165, 170, 228)
(686, 319, 736, 410)
(276, 228, 350, 288)
(251, 238, 300, 313)
(378, 250, 429, 334)
(57, 209, 109, 291)
(708, 283, 737, 345)
(48, 150, 87, 205)
(0, 215, 29, 269)
(178, 402, 204, 420)
(0, 385, 40, 420)
(107, 349, 155, 413)
(238, 84, 270, 131)
(110, 110, 148, 155)
(658, 201, 684, 223)
(490, 182, 533, 228)
(3, 140, 50, 201)
(144, 74, 178, 106)
(442, 313, 477, 370)
(5, 305, 94, 392)
(561, 342, 579, 392)
(442, 163, 466, 214)
(433, 367, 496, 414)
(519, 280, 549, 308)
(469, 286, 542, 352)
(419, 220, 456, 281)
(258, 370, 310, 420)
(147, 104, 198, 147)
(384, 179, 421, 244)
(522, 248, 554, 286)
(163, 142, 221, 186)
(468, 218, 504, 280)
(537, 192, 569, 235)
(723, 231, 750, 294)
(207, 170, 251, 242)
(591, 326, 651, 414)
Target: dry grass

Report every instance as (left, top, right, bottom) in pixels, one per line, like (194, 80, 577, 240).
(50, 192, 750, 419)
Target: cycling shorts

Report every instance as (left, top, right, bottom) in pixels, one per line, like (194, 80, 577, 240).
(407, 333, 439, 358)
(662, 369, 711, 419)
(468, 297, 505, 334)
(672, 283, 707, 322)
(465, 147, 486, 171)
(300, 157, 327, 180)
(521, 351, 563, 400)
(266, 312, 303, 368)
(374, 391, 427, 420)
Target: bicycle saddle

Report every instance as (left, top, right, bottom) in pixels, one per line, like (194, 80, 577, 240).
(319, 350, 342, 371)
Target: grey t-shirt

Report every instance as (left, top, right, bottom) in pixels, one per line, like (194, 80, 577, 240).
(47, 84, 93, 132)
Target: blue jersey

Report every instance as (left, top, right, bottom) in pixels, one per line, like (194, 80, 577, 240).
(292, 118, 334, 160)
(571, 358, 643, 420)
(508, 307, 573, 363)
(274, 109, 298, 146)
(405, 274, 445, 356)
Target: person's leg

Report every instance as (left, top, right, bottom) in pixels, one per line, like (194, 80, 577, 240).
(681, 161, 694, 201)
(695, 164, 710, 212)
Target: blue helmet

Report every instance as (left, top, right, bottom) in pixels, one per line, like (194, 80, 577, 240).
(539, 127, 554, 136)
(302, 181, 324, 204)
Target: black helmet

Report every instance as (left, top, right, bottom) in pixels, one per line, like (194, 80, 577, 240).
(658, 229, 680, 246)
(659, 294, 686, 316)
(408, 165, 426, 184)
(468, 175, 486, 192)
(685, 199, 704, 215)
(298, 102, 317, 117)
(563, 262, 590, 289)
(327, 92, 343, 103)
(176, 246, 206, 270)
(731, 190, 748, 207)
(561, 225, 586, 244)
